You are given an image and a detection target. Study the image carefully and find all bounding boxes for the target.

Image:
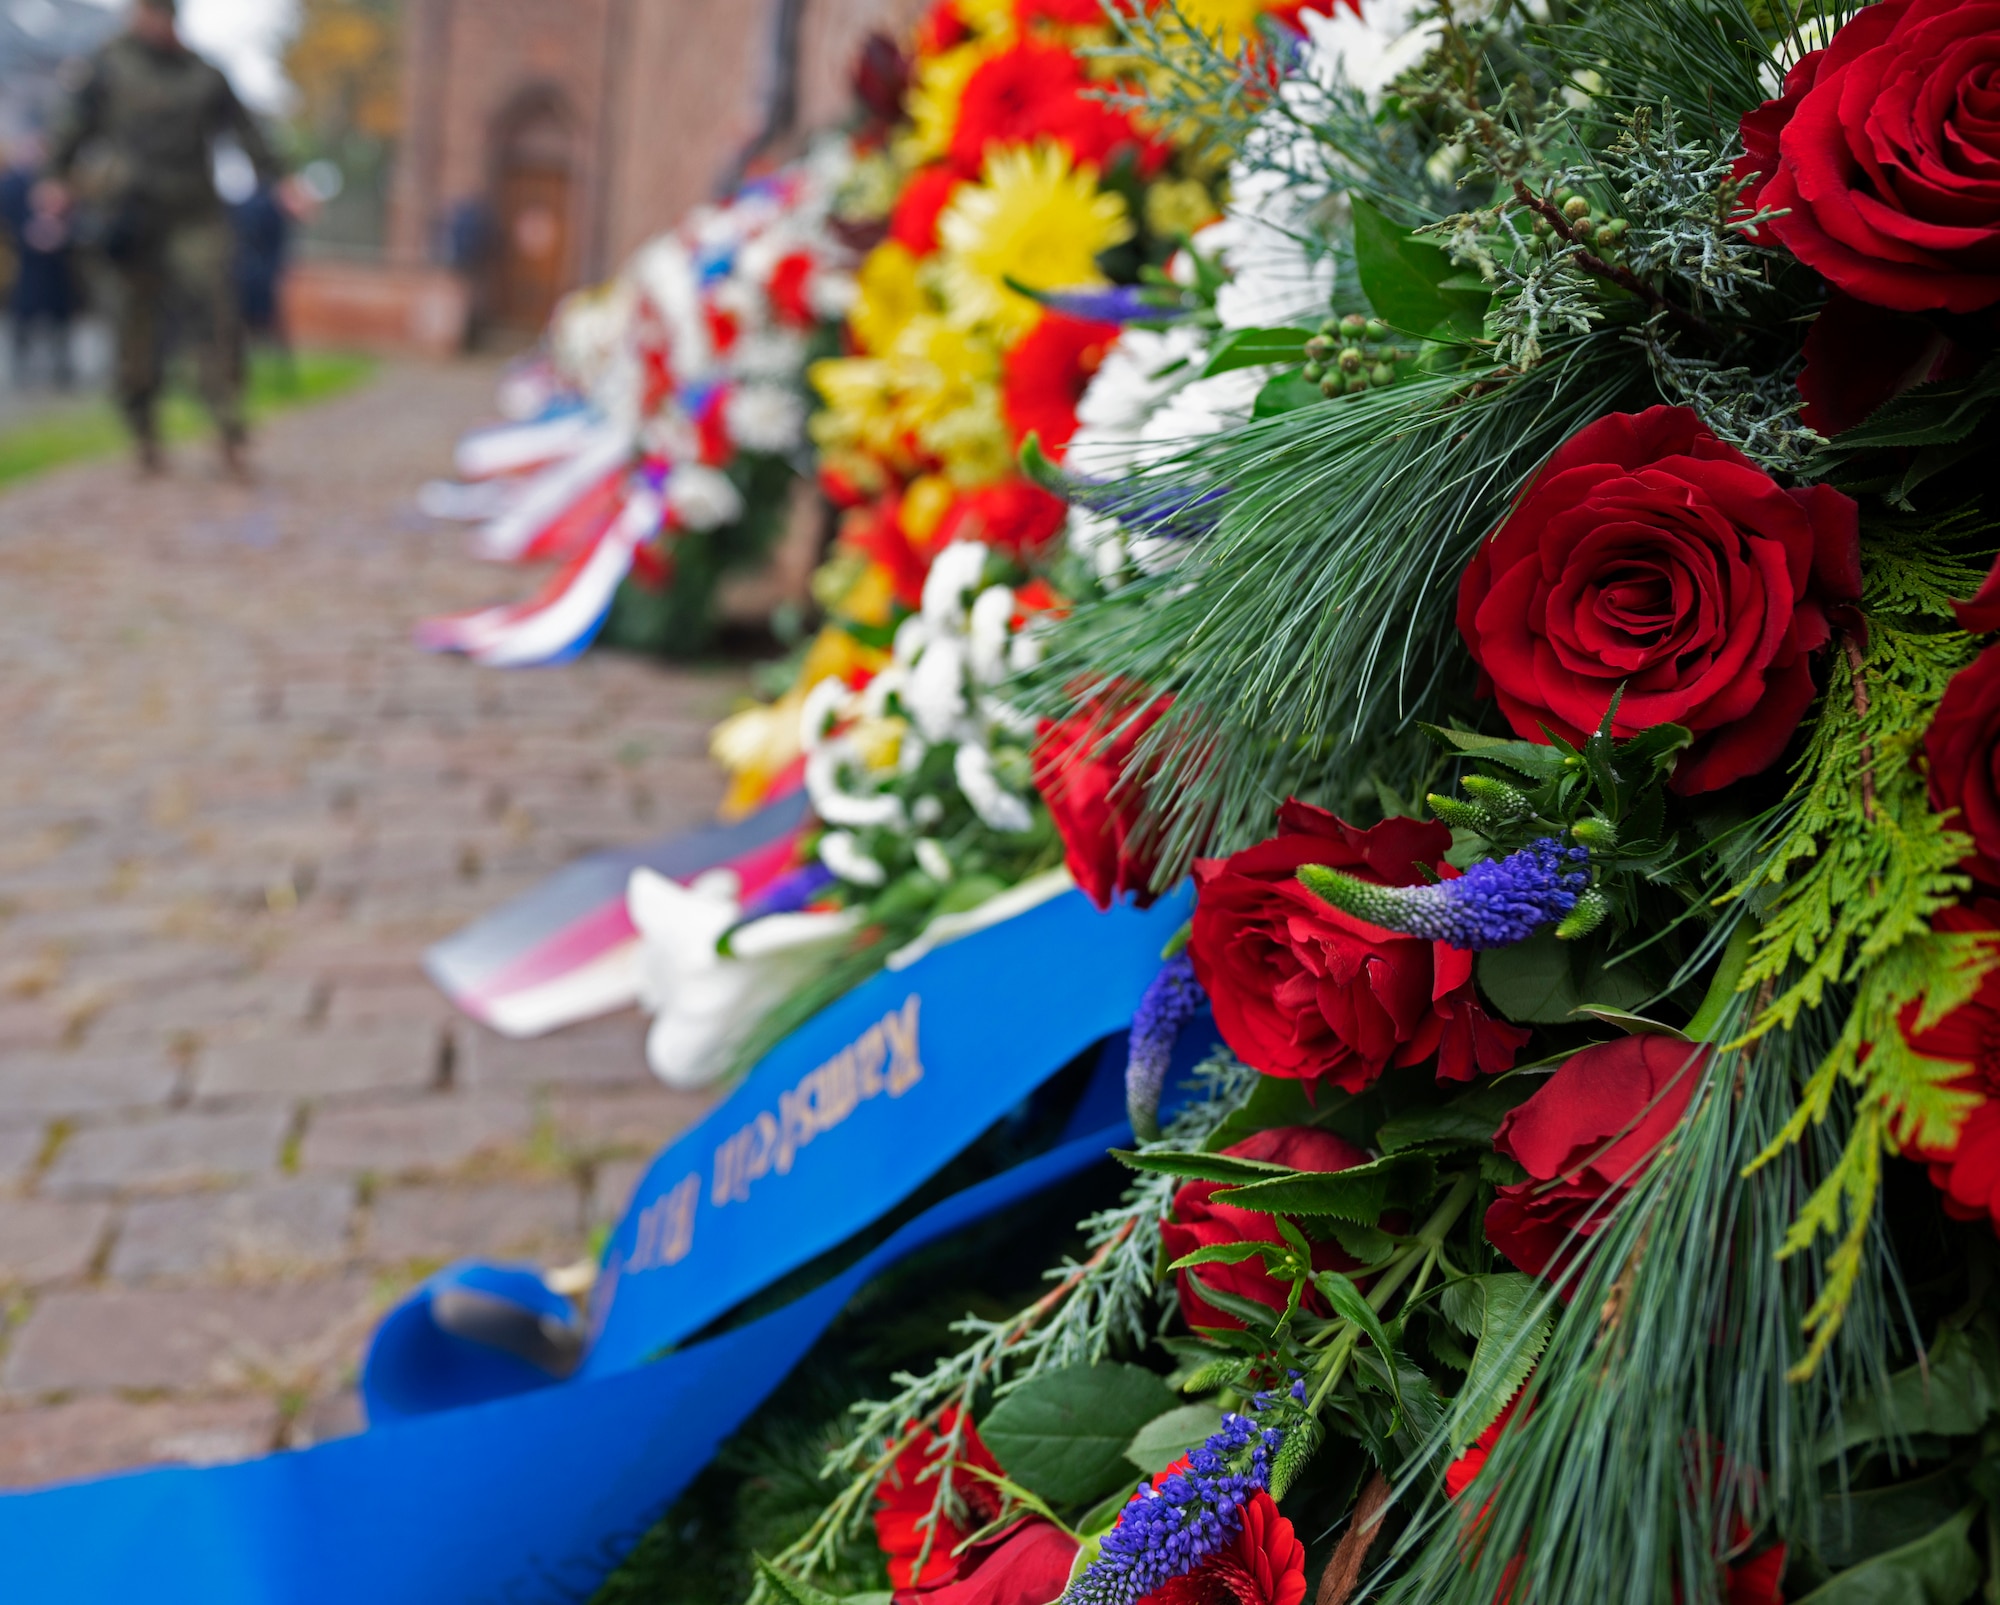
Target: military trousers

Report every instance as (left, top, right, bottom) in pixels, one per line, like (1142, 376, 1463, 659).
(109, 213, 243, 445)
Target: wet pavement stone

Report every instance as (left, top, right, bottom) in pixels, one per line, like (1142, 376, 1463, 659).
(0, 361, 739, 1483)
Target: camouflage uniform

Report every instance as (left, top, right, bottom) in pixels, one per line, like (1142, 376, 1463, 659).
(48, 34, 283, 450)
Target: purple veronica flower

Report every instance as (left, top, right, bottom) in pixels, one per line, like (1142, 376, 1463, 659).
(1036, 285, 1187, 324)
(1127, 954, 1206, 1141)
(737, 861, 837, 922)
(1068, 1395, 1291, 1605)
(1299, 836, 1590, 952)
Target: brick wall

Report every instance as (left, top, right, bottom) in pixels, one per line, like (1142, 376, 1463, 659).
(388, 0, 930, 315)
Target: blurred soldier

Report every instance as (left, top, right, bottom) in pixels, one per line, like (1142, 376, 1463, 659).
(0, 135, 79, 388)
(39, 0, 289, 477)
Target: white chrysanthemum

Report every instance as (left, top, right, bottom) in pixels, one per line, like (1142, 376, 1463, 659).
(664, 464, 745, 531)
(631, 236, 712, 384)
(799, 675, 852, 751)
(806, 745, 907, 828)
(914, 838, 955, 883)
(905, 634, 970, 743)
(953, 744, 1034, 833)
(731, 329, 807, 382)
(819, 830, 887, 887)
(808, 268, 858, 320)
(967, 585, 1015, 686)
(921, 540, 989, 629)
(724, 384, 807, 454)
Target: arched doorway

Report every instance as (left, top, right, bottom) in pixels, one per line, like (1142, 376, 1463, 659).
(490, 90, 576, 332)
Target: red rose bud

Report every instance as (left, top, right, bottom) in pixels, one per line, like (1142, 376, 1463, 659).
(1032, 694, 1171, 910)
(1898, 899, 2000, 1235)
(1161, 1126, 1373, 1331)
(1926, 646, 2000, 887)
(1455, 406, 1861, 796)
(1485, 1034, 1707, 1284)
(1188, 804, 1530, 1091)
(1735, 0, 2000, 313)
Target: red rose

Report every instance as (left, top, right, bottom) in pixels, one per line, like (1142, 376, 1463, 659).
(1926, 642, 2000, 885)
(1136, 1490, 1306, 1605)
(1002, 312, 1120, 459)
(1455, 406, 1861, 795)
(1032, 694, 1170, 910)
(1795, 290, 1970, 434)
(875, 1407, 1007, 1590)
(1734, 0, 2000, 313)
(1161, 1126, 1373, 1330)
(893, 1520, 1080, 1605)
(1188, 804, 1530, 1092)
(1954, 550, 2000, 633)
(1898, 899, 2000, 1234)
(1485, 1034, 1707, 1282)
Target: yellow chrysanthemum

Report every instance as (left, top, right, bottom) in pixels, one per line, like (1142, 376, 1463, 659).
(936, 143, 1132, 341)
(954, 0, 1017, 41)
(1172, 0, 1274, 54)
(886, 313, 1012, 482)
(1145, 176, 1221, 239)
(809, 356, 905, 466)
(850, 241, 928, 356)
(898, 39, 997, 166)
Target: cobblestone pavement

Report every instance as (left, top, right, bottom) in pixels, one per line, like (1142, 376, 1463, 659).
(0, 362, 742, 1487)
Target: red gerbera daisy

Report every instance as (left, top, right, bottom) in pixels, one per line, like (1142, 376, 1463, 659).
(1002, 312, 1120, 458)
(933, 480, 1070, 557)
(890, 166, 964, 257)
(950, 40, 1164, 177)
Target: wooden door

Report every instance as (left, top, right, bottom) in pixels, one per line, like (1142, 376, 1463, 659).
(493, 163, 571, 331)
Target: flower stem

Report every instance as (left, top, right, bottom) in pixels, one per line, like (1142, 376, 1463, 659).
(1306, 1174, 1478, 1414)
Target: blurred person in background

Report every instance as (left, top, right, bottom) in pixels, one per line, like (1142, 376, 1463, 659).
(0, 133, 78, 388)
(37, 0, 298, 478)
(229, 178, 292, 383)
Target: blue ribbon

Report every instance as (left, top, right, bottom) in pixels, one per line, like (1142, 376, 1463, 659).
(0, 885, 1192, 1603)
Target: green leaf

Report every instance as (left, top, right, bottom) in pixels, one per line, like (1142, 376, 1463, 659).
(1202, 326, 1311, 377)
(1377, 1083, 1531, 1153)
(1350, 197, 1488, 339)
(1252, 369, 1323, 418)
(1204, 1074, 1361, 1153)
(1212, 1152, 1429, 1223)
(1315, 1269, 1403, 1421)
(1074, 1485, 1140, 1539)
(1184, 1273, 1291, 1333)
(1792, 1505, 1983, 1605)
(981, 1363, 1179, 1508)
(1319, 1216, 1398, 1265)
(1451, 1273, 1553, 1450)
(1477, 930, 1662, 1024)
(1824, 1322, 2000, 1458)
(1125, 1402, 1227, 1475)
(1418, 721, 1571, 780)
(1821, 353, 2000, 452)
(1169, 1241, 1282, 1271)
(1112, 1149, 1296, 1185)
(1816, 1468, 1973, 1571)
(753, 1556, 845, 1605)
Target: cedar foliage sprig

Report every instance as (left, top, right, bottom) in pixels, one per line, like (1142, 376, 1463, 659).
(1723, 526, 1995, 1375)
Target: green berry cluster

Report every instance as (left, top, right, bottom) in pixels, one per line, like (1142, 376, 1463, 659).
(1301, 313, 1409, 398)
(1533, 191, 1630, 253)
